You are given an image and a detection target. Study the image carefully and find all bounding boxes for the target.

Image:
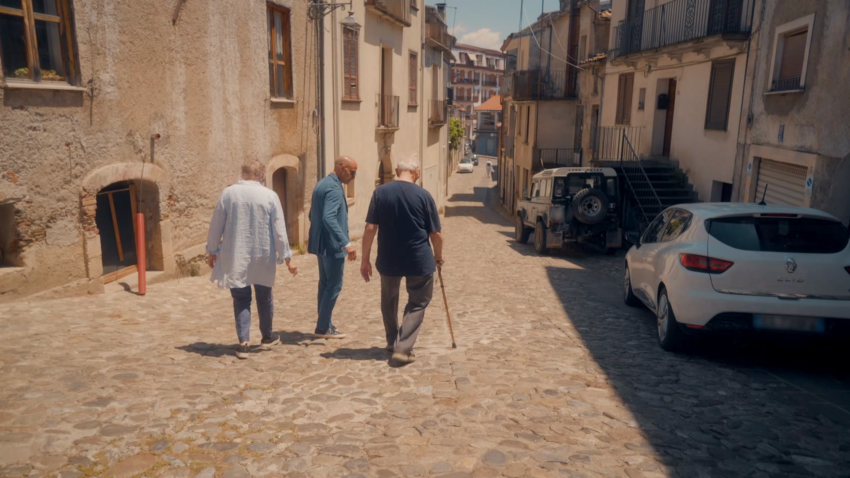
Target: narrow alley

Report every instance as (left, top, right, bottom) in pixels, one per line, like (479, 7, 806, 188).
(0, 167, 848, 478)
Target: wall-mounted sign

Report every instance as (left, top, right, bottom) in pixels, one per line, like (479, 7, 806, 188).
(747, 162, 753, 177)
(778, 124, 785, 142)
(805, 174, 813, 196)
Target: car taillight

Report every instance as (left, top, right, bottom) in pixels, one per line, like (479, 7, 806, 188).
(679, 253, 734, 273)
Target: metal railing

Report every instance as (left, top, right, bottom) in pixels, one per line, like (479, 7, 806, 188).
(452, 77, 477, 85)
(426, 19, 453, 51)
(429, 99, 447, 126)
(512, 69, 578, 100)
(376, 94, 400, 130)
(610, 0, 753, 59)
(618, 133, 663, 223)
(533, 148, 583, 172)
(771, 76, 801, 92)
(591, 126, 644, 161)
(365, 0, 411, 27)
(482, 80, 498, 87)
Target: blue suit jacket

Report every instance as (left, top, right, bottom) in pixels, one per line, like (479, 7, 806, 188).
(308, 174, 349, 258)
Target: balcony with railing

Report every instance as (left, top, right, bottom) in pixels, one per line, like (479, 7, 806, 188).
(366, 0, 411, 27)
(376, 94, 400, 131)
(452, 77, 477, 85)
(771, 76, 801, 92)
(429, 100, 447, 126)
(482, 79, 499, 87)
(610, 0, 753, 60)
(426, 16, 453, 51)
(533, 148, 583, 172)
(511, 69, 578, 100)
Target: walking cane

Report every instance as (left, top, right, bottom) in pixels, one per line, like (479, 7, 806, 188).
(436, 263, 457, 348)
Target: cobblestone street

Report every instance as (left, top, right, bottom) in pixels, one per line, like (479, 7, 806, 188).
(1, 167, 850, 478)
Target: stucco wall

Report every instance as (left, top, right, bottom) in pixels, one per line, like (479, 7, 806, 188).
(733, 0, 849, 220)
(0, 0, 317, 302)
(602, 44, 748, 200)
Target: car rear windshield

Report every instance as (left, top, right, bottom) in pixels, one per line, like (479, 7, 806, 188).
(708, 216, 850, 254)
(553, 175, 617, 199)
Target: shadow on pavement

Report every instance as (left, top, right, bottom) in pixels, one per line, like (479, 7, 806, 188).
(445, 187, 513, 227)
(319, 347, 389, 361)
(545, 265, 850, 475)
(176, 342, 271, 358)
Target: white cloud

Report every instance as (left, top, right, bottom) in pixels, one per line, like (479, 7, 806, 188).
(458, 28, 503, 50)
(451, 23, 468, 36)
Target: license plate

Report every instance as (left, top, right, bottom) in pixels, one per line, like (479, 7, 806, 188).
(753, 315, 826, 333)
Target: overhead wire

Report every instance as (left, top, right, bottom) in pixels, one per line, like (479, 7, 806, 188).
(520, 5, 587, 72)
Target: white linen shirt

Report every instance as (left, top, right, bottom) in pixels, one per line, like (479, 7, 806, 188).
(206, 180, 292, 289)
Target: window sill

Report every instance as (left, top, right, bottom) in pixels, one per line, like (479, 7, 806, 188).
(376, 126, 400, 133)
(342, 98, 362, 103)
(270, 98, 296, 104)
(2, 81, 87, 92)
(764, 88, 805, 96)
(346, 197, 355, 207)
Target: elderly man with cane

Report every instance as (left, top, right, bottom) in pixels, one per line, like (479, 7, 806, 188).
(206, 160, 298, 360)
(360, 154, 444, 366)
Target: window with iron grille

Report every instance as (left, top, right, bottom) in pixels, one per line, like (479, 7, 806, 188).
(268, 4, 293, 99)
(409, 51, 418, 106)
(768, 14, 814, 93)
(0, 0, 80, 85)
(343, 26, 359, 100)
(705, 59, 735, 131)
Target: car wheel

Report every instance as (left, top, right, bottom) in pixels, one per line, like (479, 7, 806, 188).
(623, 266, 641, 307)
(657, 287, 686, 351)
(534, 222, 549, 255)
(515, 216, 531, 244)
(571, 188, 610, 225)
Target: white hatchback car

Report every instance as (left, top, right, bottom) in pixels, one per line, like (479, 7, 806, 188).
(458, 158, 474, 173)
(624, 203, 850, 351)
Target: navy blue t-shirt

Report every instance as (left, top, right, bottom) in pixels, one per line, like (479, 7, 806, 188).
(365, 181, 441, 277)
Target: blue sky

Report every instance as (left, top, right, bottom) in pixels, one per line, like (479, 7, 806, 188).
(426, 0, 562, 50)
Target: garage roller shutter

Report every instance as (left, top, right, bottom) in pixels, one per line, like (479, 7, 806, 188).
(756, 159, 807, 206)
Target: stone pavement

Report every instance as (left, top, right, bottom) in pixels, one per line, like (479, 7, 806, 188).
(1, 167, 849, 478)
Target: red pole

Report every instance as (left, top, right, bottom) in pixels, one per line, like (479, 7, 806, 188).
(136, 213, 146, 295)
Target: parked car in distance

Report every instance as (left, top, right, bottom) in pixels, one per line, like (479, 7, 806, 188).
(458, 157, 474, 173)
(515, 167, 622, 255)
(623, 203, 850, 351)
(471, 155, 479, 166)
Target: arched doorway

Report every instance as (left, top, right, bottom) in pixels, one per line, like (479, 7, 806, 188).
(271, 168, 295, 244)
(94, 179, 163, 283)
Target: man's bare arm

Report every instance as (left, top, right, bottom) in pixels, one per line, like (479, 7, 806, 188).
(430, 231, 443, 265)
(360, 223, 379, 282)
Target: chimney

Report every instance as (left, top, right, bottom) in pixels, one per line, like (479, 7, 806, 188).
(436, 3, 447, 22)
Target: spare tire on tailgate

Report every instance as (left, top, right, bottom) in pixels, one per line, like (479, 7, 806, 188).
(571, 188, 610, 225)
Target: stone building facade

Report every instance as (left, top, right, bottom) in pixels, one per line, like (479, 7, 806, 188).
(733, 0, 850, 225)
(0, 0, 318, 303)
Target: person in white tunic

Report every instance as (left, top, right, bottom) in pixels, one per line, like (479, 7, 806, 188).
(205, 161, 298, 359)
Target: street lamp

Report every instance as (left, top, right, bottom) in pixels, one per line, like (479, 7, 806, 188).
(339, 11, 361, 31)
(307, 0, 357, 22)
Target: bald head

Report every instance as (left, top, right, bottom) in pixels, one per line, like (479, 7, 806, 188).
(333, 156, 358, 185)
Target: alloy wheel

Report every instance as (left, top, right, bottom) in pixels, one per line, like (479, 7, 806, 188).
(657, 293, 669, 342)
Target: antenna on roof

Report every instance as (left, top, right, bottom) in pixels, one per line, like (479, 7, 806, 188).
(758, 183, 768, 206)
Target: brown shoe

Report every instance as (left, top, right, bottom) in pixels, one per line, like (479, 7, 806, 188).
(314, 328, 346, 339)
(391, 352, 416, 365)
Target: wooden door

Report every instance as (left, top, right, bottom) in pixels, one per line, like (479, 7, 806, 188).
(96, 184, 138, 282)
(663, 79, 677, 157)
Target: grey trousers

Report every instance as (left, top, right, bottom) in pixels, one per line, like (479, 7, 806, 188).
(380, 274, 434, 355)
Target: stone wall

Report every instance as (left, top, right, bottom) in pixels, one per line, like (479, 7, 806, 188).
(0, 0, 318, 303)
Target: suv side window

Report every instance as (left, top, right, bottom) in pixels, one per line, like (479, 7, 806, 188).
(531, 180, 540, 198)
(661, 209, 693, 242)
(544, 179, 552, 198)
(642, 210, 672, 244)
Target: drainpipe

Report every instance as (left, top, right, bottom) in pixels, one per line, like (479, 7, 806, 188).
(331, 7, 341, 173)
(418, 21, 426, 186)
(318, 3, 326, 180)
(734, 0, 763, 201)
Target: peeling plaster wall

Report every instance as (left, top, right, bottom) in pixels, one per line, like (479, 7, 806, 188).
(0, 0, 318, 302)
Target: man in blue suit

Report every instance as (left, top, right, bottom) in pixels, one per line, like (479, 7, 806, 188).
(308, 156, 358, 339)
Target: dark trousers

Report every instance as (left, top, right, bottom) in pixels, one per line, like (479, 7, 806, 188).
(230, 285, 273, 343)
(317, 255, 345, 333)
(380, 274, 434, 354)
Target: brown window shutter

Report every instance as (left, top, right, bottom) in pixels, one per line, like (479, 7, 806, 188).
(616, 75, 626, 124)
(343, 28, 358, 99)
(409, 53, 418, 105)
(704, 60, 735, 131)
(622, 73, 634, 125)
(779, 30, 807, 80)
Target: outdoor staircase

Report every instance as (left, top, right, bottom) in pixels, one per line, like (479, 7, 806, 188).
(592, 129, 697, 229)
